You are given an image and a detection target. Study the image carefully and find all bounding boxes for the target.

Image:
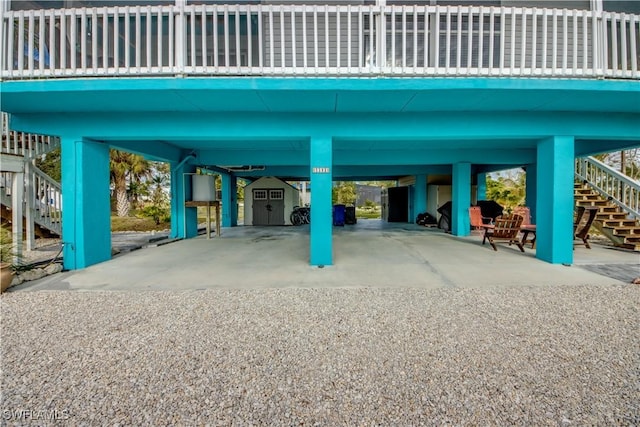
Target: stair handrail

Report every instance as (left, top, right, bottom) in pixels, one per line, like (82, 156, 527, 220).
(575, 156, 640, 220)
(1, 112, 61, 158)
(30, 164, 62, 235)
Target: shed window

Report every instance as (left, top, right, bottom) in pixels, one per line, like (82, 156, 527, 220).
(254, 190, 268, 200)
(270, 190, 284, 200)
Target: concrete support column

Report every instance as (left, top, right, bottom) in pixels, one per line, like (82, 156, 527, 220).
(10, 171, 24, 264)
(525, 164, 537, 223)
(61, 138, 111, 270)
(170, 162, 198, 239)
(413, 174, 427, 218)
(310, 136, 333, 266)
(536, 136, 575, 264)
(476, 172, 487, 201)
(452, 162, 471, 236)
(221, 173, 238, 227)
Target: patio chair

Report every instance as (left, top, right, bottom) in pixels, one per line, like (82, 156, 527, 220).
(482, 214, 525, 252)
(574, 206, 598, 249)
(469, 206, 493, 231)
(513, 206, 536, 248)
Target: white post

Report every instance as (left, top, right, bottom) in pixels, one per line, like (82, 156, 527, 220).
(376, 0, 386, 69)
(24, 161, 34, 251)
(11, 171, 24, 264)
(592, 0, 605, 76)
(175, 0, 186, 74)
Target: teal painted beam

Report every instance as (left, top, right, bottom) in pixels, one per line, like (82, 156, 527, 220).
(197, 150, 308, 167)
(197, 148, 534, 167)
(9, 112, 640, 142)
(109, 140, 182, 162)
(525, 164, 538, 223)
(2, 77, 639, 114)
(310, 136, 333, 266)
(476, 172, 487, 201)
(3, 76, 640, 95)
(452, 163, 471, 237)
(574, 139, 640, 157)
(333, 149, 536, 166)
(536, 137, 575, 264)
(61, 138, 111, 270)
(221, 174, 238, 227)
(170, 163, 198, 239)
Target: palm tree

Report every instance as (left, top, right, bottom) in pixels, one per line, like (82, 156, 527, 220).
(110, 149, 150, 217)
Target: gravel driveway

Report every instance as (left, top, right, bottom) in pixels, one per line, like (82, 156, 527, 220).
(1, 285, 639, 425)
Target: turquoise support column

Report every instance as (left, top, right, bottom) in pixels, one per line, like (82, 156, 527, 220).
(413, 174, 427, 219)
(536, 136, 574, 264)
(170, 162, 198, 239)
(525, 164, 537, 223)
(61, 138, 111, 270)
(221, 173, 238, 227)
(310, 136, 333, 266)
(452, 162, 471, 236)
(476, 172, 487, 201)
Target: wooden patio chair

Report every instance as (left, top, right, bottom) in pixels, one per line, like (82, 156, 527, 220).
(482, 214, 525, 252)
(574, 206, 598, 249)
(513, 206, 537, 248)
(469, 206, 493, 231)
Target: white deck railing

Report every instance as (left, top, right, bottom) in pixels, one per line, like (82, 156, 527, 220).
(0, 4, 638, 79)
(576, 156, 640, 220)
(1, 112, 61, 157)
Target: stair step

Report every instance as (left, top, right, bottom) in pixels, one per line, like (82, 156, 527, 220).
(597, 206, 624, 213)
(577, 194, 605, 201)
(596, 213, 631, 220)
(613, 227, 640, 236)
(576, 200, 611, 207)
(603, 220, 640, 227)
(623, 236, 640, 244)
(574, 189, 596, 195)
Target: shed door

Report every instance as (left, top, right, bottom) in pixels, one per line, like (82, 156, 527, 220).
(268, 189, 285, 225)
(253, 189, 285, 225)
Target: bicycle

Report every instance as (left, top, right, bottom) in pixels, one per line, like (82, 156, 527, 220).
(290, 205, 310, 225)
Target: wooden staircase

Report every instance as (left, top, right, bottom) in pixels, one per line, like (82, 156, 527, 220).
(574, 182, 640, 251)
(1, 113, 62, 255)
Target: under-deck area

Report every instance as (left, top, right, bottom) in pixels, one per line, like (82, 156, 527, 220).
(9, 220, 639, 291)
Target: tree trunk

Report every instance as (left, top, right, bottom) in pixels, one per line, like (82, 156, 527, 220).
(115, 178, 130, 217)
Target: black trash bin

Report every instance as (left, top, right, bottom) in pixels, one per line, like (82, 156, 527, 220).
(345, 206, 357, 225)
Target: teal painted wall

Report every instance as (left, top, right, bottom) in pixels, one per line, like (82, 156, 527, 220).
(476, 173, 487, 201)
(536, 137, 575, 264)
(61, 138, 111, 270)
(452, 163, 472, 236)
(221, 173, 238, 227)
(525, 164, 538, 223)
(414, 174, 427, 219)
(170, 163, 198, 239)
(310, 137, 333, 266)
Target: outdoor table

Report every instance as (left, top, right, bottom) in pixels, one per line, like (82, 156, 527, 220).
(520, 225, 537, 248)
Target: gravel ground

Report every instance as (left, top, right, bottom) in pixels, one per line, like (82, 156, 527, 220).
(1, 285, 639, 426)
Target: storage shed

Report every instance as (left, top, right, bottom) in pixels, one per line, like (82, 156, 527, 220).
(244, 177, 300, 226)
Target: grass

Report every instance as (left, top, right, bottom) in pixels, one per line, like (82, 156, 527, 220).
(111, 216, 171, 232)
(356, 207, 381, 219)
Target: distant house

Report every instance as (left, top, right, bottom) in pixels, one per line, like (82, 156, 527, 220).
(355, 184, 382, 207)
